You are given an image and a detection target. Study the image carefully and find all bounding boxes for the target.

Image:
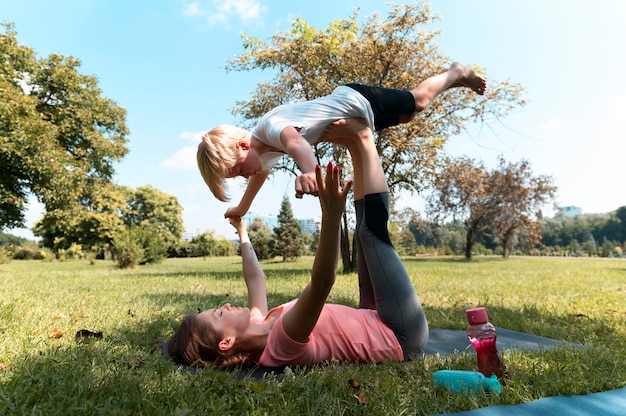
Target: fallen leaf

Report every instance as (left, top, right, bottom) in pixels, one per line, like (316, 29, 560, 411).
(353, 393, 370, 405)
(48, 329, 63, 338)
(347, 379, 360, 388)
(75, 329, 103, 341)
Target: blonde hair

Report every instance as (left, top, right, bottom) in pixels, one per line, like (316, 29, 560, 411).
(197, 125, 249, 202)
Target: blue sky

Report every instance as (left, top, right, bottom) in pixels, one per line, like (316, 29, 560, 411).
(3, 0, 626, 240)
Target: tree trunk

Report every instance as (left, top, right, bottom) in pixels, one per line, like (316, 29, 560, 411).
(465, 226, 476, 261)
(502, 240, 510, 258)
(340, 212, 354, 273)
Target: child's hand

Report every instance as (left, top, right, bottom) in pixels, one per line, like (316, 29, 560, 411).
(295, 172, 319, 199)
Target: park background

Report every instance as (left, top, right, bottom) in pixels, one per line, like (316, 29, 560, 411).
(3, 0, 625, 241)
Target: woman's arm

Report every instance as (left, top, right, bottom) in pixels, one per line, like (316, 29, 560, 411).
(281, 163, 352, 342)
(230, 217, 268, 319)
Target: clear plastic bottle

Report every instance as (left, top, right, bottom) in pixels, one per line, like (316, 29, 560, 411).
(466, 307, 508, 383)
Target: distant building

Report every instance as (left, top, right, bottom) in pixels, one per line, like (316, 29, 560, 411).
(242, 212, 278, 230)
(562, 206, 582, 217)
(298, 217, 320, 234)
(243, 212, 319, 233)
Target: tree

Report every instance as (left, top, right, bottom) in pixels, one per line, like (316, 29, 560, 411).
(33, 182, 127, 255)
(34, 184, 183, 258)
(615, 206, 626, 243)
(489, 157, 556, 257)
(427, 156, 556, 260)
(123, 185, 184, 247)
(427, 157, 494, 260)
(274, 195, 304, 261)
(248, 218, 275, 260)
(224, 2, 525, 271)
(0, 24, 129, 230)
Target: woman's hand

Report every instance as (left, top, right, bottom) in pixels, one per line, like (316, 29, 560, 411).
(315, 162, 352, 222)
(228, 216, 249, 243)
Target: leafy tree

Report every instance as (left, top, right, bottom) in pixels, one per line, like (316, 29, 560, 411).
(427, 156, 556, 260)
(613, 206, 626, 242)
(427, 157, 494, 260)
(542, 210, 624, 256)
(123, 185, 183, 247)
(0, 24, 128, 230)
(34, 184, 183, 259)
(274, 195, 304, 261)
(224, 2, 525, 271)
(34, 182, 127, 256)
(248, 218, 275, 260)
(489, 157, 556, 257)
(0, 232, 30, 247)
(390, 207, 420, 255)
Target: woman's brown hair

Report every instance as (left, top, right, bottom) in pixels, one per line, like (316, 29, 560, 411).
(167, 313, 251, 369)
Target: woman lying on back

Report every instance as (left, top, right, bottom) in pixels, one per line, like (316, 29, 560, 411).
(167, 119, 428, 368)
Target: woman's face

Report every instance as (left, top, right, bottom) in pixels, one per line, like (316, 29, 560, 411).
(196, 303, 250, 338)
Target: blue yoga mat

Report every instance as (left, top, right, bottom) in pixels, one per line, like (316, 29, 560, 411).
(437, 386, 626, 416)
(428, 328, 626, 416)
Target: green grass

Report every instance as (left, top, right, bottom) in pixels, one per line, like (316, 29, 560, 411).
(1, 256, 625, 415)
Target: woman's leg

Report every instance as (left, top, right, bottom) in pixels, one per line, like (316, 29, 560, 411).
(324, 120, 377, 309)
(323, 119, 428, 358)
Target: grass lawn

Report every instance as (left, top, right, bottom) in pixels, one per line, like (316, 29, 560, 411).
(1, 256, 625, 415)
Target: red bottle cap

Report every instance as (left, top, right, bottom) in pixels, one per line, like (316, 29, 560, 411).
(466, 307, 488, 325)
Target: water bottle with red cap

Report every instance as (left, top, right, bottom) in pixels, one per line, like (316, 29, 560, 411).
(466, 307, 509, 383)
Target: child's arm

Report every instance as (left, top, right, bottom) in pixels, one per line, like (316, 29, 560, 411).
(229, 217, 268, 319)
(224, 169, 270, 219)
(280, 126, 319, 199)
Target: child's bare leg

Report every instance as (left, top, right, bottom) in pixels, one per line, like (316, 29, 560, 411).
(402, 62, 486, 122)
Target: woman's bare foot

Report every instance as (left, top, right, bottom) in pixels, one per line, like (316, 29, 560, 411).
(447, 62, 487, 95)
(320, 118, 373, 147)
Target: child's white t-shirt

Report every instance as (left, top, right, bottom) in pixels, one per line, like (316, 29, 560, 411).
(251, 86, 374, 169)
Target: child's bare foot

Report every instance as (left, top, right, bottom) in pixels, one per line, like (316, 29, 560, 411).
(319, 118, 373, 146)
(447, 62, 487, 95)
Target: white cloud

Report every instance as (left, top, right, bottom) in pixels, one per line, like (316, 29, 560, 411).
(161, 146, 197, 170)
(182, 0, 266, 26)
(182, 1, 202, 16)
(180, 131, 204, 142)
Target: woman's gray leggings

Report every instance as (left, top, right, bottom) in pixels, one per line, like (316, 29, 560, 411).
(355, 192, 429, 359)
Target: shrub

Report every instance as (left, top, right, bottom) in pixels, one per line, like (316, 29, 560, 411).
(13, 248, 34, 260)
(113, 228, 145, 269)
(113, 226, 168, 269)
(0, 246, 12, 264)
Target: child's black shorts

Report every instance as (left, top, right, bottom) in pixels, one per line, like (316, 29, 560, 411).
(345, 83, 416, 131)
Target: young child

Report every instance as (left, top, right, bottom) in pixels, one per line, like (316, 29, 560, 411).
(197, 62, 486, 219)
